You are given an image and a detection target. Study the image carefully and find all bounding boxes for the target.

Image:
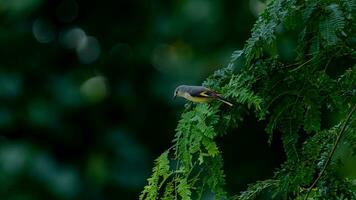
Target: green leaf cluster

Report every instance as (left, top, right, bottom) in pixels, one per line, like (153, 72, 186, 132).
(141, 0, 356, 199)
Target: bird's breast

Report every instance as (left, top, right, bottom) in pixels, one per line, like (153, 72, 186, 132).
(184, 93, 212, 103)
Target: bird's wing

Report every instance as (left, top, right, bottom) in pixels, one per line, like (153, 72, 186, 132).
(190, 87, 220, 98)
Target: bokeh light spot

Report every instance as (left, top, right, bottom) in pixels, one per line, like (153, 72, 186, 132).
(59, 27, 86, 49)
(76, 36, 101, 64)
(108, 130, 149, 188)
(30, 153, 57, 182)
(151, 42, 193, 74)
(183, 0, 214, 22)
(86, 154, 108, 186)
(80, 75, 107, 103)
(0, 0, 44, 18)
(0, 73, 22, 99)
(30, 153, 80, 198)
(32, 18, 56, 43)
(50, 168, 80, 198)
(51, 77, 81, 108)
(0, 144, 27, 175)
(249, 0, 266, 17)
(27, 100, 57, 127)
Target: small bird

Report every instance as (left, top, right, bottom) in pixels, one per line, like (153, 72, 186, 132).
(173, 85, 233, 106)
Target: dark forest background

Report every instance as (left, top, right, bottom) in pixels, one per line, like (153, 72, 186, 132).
(1, 0, 354, 199)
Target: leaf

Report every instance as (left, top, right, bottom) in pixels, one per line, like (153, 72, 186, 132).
(177, 178, 191, 200)
(281, 119, 300, 162)
(202, 137, 219, 157)
(239, 179, 279, 200)
(319, 4, 345, 47)
(161, 181, 175, 200)
(140, 151, 171, 200)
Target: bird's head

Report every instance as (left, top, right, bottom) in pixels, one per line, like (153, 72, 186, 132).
(173, 85, 186, 99)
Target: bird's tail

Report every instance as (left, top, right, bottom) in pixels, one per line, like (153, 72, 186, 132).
(217, 97, 233, 106)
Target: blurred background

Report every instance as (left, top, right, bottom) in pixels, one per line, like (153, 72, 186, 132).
(4, 0, 352, 199)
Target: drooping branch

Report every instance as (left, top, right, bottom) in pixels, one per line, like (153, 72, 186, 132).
(304, 105, 356, 200)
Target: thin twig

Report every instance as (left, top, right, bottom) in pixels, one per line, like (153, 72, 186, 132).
(266, 90, 299, 110)
(158, 172, 174, 190)
(304, 105, 356, 200)
(289, 56, 316, 72)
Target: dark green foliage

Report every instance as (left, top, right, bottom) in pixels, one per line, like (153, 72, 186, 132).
(140, 151, 171, 200)
(141, 0, 356, 199)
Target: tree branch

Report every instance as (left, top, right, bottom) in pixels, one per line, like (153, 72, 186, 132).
(304, 105, 356, 200)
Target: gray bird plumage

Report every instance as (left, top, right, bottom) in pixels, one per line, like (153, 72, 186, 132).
(173, 85, 233, 106)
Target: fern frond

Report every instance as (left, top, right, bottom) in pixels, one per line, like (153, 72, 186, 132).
(141, 0, 356, 199)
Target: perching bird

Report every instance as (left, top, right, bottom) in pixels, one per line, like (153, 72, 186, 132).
(173, 85, 233, 106)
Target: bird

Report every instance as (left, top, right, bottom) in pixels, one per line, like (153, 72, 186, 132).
(173, 85, 233, 106)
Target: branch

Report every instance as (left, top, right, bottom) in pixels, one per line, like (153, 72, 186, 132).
(304, 105, 356, 200)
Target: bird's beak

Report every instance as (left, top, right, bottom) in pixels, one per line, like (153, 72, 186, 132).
(173, 94, 176, 100)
